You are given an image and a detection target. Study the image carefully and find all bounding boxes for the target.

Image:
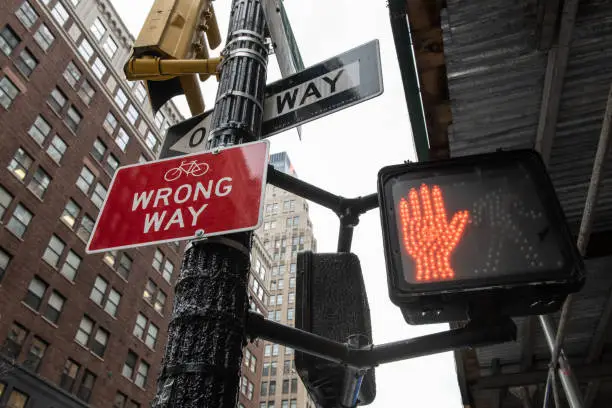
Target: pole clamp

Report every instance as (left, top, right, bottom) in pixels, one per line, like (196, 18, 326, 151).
(187, 236, 250, 257)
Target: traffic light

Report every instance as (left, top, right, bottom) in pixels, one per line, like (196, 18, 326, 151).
(377, 149, 585, 325)
(295, 251, 376, 407)
(124, 0, 222, 115)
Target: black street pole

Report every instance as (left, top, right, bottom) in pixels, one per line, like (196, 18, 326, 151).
(152, 0, 268, 407)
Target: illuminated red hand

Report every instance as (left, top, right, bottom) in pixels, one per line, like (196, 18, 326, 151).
(399, 184, 469, 281)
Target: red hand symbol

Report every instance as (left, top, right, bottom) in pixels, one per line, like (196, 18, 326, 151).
(399, 184, 469, 281)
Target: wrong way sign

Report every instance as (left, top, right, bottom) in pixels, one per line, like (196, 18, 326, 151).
(161, 40, 382, 158)
(86, 140, 270, 253)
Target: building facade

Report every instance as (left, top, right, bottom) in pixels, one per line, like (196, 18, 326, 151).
(256, 152, 318, 408)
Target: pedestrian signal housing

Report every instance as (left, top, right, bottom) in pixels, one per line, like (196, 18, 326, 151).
(377, 149, 585, 324)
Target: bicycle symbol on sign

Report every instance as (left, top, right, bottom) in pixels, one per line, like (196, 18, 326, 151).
(164, 160, 210, 182)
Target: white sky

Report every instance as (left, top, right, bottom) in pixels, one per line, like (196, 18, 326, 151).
(111, 1, 462, 406)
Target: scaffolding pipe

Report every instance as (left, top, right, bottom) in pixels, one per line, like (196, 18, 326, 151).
(541, 84, 612, 407)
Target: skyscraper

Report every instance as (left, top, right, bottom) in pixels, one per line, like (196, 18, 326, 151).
(256, 152, 318, 408)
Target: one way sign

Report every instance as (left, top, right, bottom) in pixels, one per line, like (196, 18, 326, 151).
(161, 40, 382, 158)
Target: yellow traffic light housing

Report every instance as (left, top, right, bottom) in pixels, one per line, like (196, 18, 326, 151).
(123, 0, 223, 116)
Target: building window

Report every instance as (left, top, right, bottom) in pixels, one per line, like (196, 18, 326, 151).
(60, 250, 81, 281)
(27, 167, 51, 199)
(65, 106, 82, 132)
(269, 380, 276, 395)
(288, 292, 295, 304)
(143, 279, 166, 313)
(61, 199, 80, 228)
(23, 336, 47, 372)
(90, 276, 121, 317)
(91, 138, 106, 161)
(43, 291, 65, 323)
(285, 346, 293, 356)
(0, 248, 11, 282)
(48, 88, 67, 114)
(104, 154, 119, 175)
(92, 57, 106, 80)
(76, 165, 94, 194)
(6, 389, 29, 408)
(133, 82, 147, 103)
(290, 378, 297, 393)
(126, 104, 138, 125)
(0, 25, 20, 56)
(115, 128, 130, 151)
(135, 360, 149, 387)
(290, 400, 297, 408)
(133, 313, 157, 348)
(76, 370, 96, 402)
(68, 22, 81, 41)
(59, 359, 80, 392)
(78, 80, 95, 105)
(153, 249, 174, 282)
(289, 277, 296, 289)
(15, 48, 37, 77)
(63, 61, 81, 88)
(264, 344, 271, 356)
(47, 135, 67, 164)
(91, 182, 107, 209)
(76, 214, 93, 242)
(16, 1, 38, 29)
(106, 74, 117, 93)
(28, 115, 51, 145)
(287, 308, 294, 320)
(114, 88, 127, 109)
(4, 322, 28, 359)
(75, 315, 93, 346)
(51, 2, 69, 26)
(6, 204, 32, 238)
(282, 379, 289, 394)
(34, 24, 55, 51)
(104, 251, 132, 279)
(273, 344, 279, 356)
(122, 351, 137, 379)
(0, 76, 20, 109)
(103, 112, 117, 134)
(23, 276, 46, 310)
(91, 327, 109, 357)
(102, 36, 117, 59)
(77, 38, 94, 62)
(90, 18, 106, 41)
(261, 381, 267, 396)
(145, 131, 159, 152)
(43, 235, 65, 267)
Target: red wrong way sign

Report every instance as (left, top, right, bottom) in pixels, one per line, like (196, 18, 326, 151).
(86, 140, 270, 253)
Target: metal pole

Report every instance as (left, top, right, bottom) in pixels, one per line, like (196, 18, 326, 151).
(540, 84, 612, 408)
(151, 1, 268, 407)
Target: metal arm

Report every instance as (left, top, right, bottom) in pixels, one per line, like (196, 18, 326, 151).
(124, 56, 223, 81)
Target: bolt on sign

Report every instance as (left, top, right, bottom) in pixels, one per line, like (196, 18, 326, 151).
(86, 140, 270, 254)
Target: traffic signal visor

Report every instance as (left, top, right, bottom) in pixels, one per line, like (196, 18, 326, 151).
(378, 149, 585, 308)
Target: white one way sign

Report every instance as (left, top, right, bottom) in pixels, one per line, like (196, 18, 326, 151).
(161, 40, 382, 158)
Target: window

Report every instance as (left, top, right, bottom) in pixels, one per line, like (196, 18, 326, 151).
(23, 276, 47, 310)
(34, 24, 55, 51)
(145, 322, 158, 348)
(115, 128, 129, 151)
(6, 389, 29, 408)
(65, 106, 82, 132)
(122, 351, 137, 379)
(275, 310, 281, 321)
(126, 104, 138, 125)
(264, 344, 271, 356)
(51, 2, 69, 26)
(145, 131, 159, 152)
(289, 277, 296, 289)
(0, 248, 11, 281)
(75, 315, 93, 346)
(273, 344, 279, 356)
(143, 279, 166, 313)
(61, 199, 80, 228)
(23, 336, 47, 372)
(78, 80, 95, 104)
(91, 327, 109, 357)
(76, 166, 94, 193)
(248, 381, 254, 400)
(91, 182, 107, 208)
(287, 308, 294, 320)
(154, 111, 165, 128)
(59, 359, 80, 392)
(269, 380, 276, 395)
(90, 18, 106, 41)
(68, 22, 81, 41)
(134, 82, 147, 103)
(153, 250, 175, 282)
(290, 400, 297, 408)
(47, 135, 67, 163)
(64, 61, 81, 88)
(78, 38, 94, 61)
(4, 322, 28, 359)
(15, 48, 37, 77)
(90, 276, 121, 317)
(290, 263, 296, 274)
(48, 88, 67, 113)
(43, 235, 64, 267)
(114, 392, 127, 408)
(43, 291, 65, 323)
(278, 279, 284, 289)
(103, 36, 117, 58)
(283, 360, 291, 374)
(135, 360, 149, 387)
(288, 292, 295, 304)
(115, 88, 127, 109)
(103, 112, 118, 134)
(277, 294, 283, 305)
(290, 378, 297, 393)
(27, 167, 51, 199)
(7, 204, 32, 238)
(104, 154, 119, 175)
(76, 214, 93, 242)
(76, 370, 95, 402)
(28, 115, 51, 145)
(60, 250, 81, 281)
(16, 1, 38, 29)
(282, 379, 289, 394)
(0, 26, 20, 56)
(270, 361, 277, 375)
(91, 138, 106, 161)
(106, 74, 117, 93)
(281, 401, 288, 408)
(261, 381, 267, 396)
(92, 57, 106, 79)
(0, 76, 20, 109)
(285, 346, 293, 356)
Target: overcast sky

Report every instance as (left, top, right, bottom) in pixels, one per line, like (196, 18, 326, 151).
(111, 1, 462, 406)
